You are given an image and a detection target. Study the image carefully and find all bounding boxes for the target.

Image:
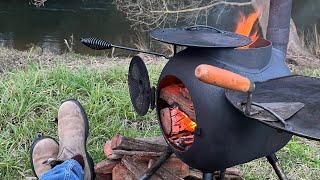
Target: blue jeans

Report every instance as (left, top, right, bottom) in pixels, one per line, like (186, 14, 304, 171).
(41, 160, 84, 180)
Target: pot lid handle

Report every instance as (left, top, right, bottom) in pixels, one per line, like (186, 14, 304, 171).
(184, 25, 223, 33)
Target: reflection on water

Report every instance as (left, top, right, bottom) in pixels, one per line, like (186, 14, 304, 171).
(0, 0, 139, 55)
(0, 0, 319, 55)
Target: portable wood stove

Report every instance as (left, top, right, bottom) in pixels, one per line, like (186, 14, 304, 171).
(81, 0, 320, 179)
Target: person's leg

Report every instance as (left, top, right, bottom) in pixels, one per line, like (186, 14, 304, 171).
(30, 100, 94, 179)
(40, 159, 84, 180)
(55, 100, 94, 179)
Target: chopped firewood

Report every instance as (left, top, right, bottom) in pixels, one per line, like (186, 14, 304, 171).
(112, 149, 163, 157)
(99, 135, 243, 180)
(160, 84, 196, 120)
(122, 155, 184, 180)
(136, 136, 167, 146)
(147, 159, 156, 168)
(225, 167, 243, 177)
(187, 168, 202, 179)
(104, 141, 123, 160)
(103, 141, 112, 157)
(111, 134, 167, 152)
(121, 155, 162, 180)
(94, 159, 119, 174)
(148, 157, 190, 178)
(112, 163, 135, 180)
(95, 173, 112, 180)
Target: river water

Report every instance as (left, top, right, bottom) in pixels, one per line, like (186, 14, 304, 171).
(0, 0, 318, 55)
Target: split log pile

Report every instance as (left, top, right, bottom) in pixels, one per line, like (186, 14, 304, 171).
(159, 84, 197, 150)
(95, 134, 242, 180)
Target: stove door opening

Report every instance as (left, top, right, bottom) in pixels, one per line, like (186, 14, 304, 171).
(158, 75, 197, 152)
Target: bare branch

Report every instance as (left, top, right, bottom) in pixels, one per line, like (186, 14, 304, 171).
(115, 0, 252, 31)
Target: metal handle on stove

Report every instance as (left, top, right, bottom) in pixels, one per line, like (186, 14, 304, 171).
(195, 64, 255, 93)
(81, 37, 169, 59)
(195, 64, 255, 115)
(184, 25, 223, 33)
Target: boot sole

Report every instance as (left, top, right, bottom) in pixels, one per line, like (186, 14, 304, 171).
(30, 134, 58, 178)
(65, 99, 95, 180)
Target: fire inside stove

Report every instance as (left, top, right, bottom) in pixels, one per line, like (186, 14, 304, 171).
(158, 76, 197, 151)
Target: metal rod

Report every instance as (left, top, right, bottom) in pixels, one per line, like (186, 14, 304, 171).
(113, 45, 169, 59)
(245, 92, 253, 115)
(173, 45, 177, 55)
(139, 147, 173, 180)
(267, 154, 288, 180)
(203, 172, 214, 180)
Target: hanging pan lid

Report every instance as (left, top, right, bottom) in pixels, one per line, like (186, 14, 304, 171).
(224, 75, 320, 141)
(128, 56, 155, 116)
(150, 25, 252, 48)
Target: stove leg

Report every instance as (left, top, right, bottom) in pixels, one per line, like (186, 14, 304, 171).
(139, 146, 173, 180)
(203, 172, 214, 180)
(267, 154, 288, 180)
(218, 170, 226, 180)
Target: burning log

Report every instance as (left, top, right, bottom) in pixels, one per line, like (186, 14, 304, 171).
(160, 107, 196, 136)
(160, 84, 196, 120)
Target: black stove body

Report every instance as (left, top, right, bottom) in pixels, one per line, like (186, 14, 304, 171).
(156, 39, 292, 172)
(81, 0, 297, 179)
(155, 0, 293, 174)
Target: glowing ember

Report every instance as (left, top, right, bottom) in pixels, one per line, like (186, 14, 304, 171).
(171, 107, 197, 133)
(235, 10, 261, 47)
(160, 82, 197, 150)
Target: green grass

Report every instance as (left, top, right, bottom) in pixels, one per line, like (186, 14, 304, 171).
(0, 62, 163, 178)
(0, 59, 319, 179)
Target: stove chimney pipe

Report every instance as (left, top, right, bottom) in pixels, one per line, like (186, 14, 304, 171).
(267, 0, 292, 55)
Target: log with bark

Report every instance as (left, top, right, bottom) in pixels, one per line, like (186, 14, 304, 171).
(96, 134, 242, 180)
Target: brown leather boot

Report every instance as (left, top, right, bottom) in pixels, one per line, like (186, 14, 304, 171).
(56, 100, 94, 180)
(30, 135, 59, 178)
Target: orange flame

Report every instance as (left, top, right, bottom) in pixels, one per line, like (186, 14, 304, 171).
(171, 108, 197, 132)
(235, 10, 261, 47)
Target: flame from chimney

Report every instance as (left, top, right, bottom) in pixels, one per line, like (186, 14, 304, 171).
(235, 10, 261, 48)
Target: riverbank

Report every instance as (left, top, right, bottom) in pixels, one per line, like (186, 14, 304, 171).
(0, 47, 319, 179)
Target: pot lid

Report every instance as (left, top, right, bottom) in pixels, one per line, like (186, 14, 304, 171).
(150, 25, 252, 48)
